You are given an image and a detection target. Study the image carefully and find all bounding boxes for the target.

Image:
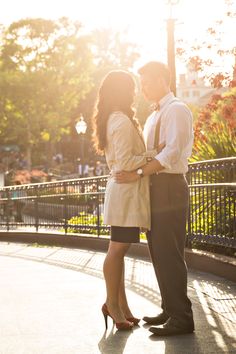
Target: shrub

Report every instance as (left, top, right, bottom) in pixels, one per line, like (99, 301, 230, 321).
(191, 88, 236, 161)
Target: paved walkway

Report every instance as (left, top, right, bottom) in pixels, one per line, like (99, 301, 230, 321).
(0, 242, 235, 354)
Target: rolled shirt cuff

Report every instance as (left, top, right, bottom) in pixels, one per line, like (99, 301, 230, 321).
(154, 154, 171, 170)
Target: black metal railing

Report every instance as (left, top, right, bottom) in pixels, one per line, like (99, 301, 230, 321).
(0, 175, 109, 235)
(187, 183, 235, 248)
(187, 157, 236, 184)
(0, 158, 235, 250)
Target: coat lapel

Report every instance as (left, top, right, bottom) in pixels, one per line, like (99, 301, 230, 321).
(133, 125, 146, 149)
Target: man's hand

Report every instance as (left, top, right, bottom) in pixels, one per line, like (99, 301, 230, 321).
(113, 158, 164, 184)
(114, 170, 139, 184)
(157, 142, 166, 153)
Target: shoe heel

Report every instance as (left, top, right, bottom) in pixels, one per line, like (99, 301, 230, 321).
(103, 312, 108, 330)
(102, 303, 133, 331)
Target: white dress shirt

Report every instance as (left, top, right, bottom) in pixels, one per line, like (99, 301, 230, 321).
(143, 92, 194, 174)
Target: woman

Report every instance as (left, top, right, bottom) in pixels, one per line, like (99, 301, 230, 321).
(92, 70, 156, 331)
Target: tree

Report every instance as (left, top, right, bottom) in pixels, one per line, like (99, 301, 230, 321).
(0, 18, 94, 167)
(78, 28, 140, 119)
(176, 0, 236, 88)
(74, 28, 141, 163)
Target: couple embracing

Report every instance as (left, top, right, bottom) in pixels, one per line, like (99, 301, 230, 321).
(92, 61, 194, 336)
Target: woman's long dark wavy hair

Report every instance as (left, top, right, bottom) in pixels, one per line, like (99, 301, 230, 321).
(92, 70, 141, 155)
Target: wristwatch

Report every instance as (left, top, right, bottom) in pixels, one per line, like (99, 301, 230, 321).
(136, 168, 144, 178)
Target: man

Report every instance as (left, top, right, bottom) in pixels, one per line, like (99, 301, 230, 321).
(115, 61, 194, 336)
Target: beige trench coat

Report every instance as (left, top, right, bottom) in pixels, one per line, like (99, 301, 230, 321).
(103, 111, 156, 230)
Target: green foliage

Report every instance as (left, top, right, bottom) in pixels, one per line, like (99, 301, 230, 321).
(66, 212, 147, 240)
(91, 29, 139, 70)
(0, 20, 141, 167)
(67, 212, 108, 235)
(187, 104, 200, 123)
(191, 88, 236, 161)
(0, 18, 94, 166)
(77, 28, 140, 139)
(189, 186, 235, 239)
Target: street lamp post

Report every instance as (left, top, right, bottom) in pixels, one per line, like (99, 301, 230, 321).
(166, 0, 179, 96)
(75, 114, 87, 176)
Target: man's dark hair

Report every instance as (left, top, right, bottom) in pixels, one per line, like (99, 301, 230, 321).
(138, 61, 171, 86)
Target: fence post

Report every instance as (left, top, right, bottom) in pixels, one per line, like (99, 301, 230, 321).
(63, 182, 68, 234)
(35, 188, 39, 232)
(186, 207, 192, 248)
(96, 178, 100, 237)
(6, 189, 10, 231)
(229, 161, 235, 183)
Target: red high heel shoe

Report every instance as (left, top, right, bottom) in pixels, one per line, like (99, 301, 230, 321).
(126, 317, 140, 326)
(102, 304, 134, 331)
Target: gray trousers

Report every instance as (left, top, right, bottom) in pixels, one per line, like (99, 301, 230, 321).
(147, 173, 193, 325)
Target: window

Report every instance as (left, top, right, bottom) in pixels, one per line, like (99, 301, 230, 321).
(193, 90, 200, 97)
(183, 91, 189, 97)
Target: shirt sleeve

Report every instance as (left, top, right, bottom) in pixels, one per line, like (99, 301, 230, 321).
(111, 114, 155, 171)
(155, 104, 193, 170)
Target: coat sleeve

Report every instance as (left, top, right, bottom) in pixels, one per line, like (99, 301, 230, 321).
(110, 114, 156, 171)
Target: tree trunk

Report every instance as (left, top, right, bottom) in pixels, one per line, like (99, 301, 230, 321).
(26, 145, 32, 170)
(47, 141, 55, 167)
(26, 123, 32, 170)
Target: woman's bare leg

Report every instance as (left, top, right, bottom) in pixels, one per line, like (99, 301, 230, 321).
(119, 261, 134, 318)
(103, 240, 130, 322)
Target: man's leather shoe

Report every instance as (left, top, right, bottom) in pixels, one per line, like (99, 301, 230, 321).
(143, 312, 169, 325)
(149, 318, 194, 336)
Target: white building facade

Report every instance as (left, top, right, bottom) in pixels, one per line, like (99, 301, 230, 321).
(177, 66, 214, 105)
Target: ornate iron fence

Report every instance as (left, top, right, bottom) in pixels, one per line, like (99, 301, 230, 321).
(187, 183, 235, 248)
(0, 158, 235, 250)
(187, 157, 236, 184)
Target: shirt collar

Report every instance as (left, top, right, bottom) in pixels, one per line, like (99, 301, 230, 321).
(159, 92, 175, 110)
